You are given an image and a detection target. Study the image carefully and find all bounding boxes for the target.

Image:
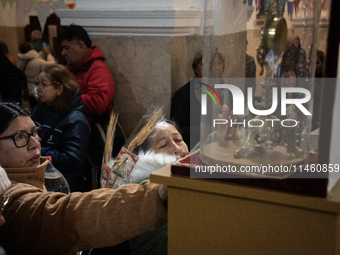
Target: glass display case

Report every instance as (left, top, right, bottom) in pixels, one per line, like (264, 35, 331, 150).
(195, 0, 326, 178)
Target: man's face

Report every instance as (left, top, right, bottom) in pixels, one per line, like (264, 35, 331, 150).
(61, 39, 84, 67)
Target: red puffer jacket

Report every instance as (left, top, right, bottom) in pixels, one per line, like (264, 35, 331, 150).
(69, 46, 115, 124)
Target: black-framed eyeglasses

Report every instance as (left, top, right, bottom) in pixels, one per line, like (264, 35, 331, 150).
(0, 196, 9, 216)
(0, 125, 43, 148)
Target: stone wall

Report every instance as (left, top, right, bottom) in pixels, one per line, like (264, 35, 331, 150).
(0, 26, 25, 63)
(90, 31, 248, 137)
(91, 35, 172, 136)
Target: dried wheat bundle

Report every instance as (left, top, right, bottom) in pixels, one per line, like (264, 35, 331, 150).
(109, 174, 119, 189)
(104, 107, 119, 165)
(127, 106, 164, 153)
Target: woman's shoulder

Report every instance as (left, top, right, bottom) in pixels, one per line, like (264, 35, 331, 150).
(31, 103, 48, 118)
(172, 81, 191, 101)
(66, 109, 88, 122)
(61, 109, 89, 130)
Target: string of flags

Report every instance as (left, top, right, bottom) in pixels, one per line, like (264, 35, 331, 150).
(247, 0, 331, 17)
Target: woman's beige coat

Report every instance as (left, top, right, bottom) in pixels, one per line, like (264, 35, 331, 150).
(0, 158, 167, 255)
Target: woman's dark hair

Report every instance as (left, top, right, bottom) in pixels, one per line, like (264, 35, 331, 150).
(19, 42, 33, 54)
(39, 64, 78, 113)
(58, 24, 92, 48)
(0, 102, 30, 135)
(132, 119, 178, 154)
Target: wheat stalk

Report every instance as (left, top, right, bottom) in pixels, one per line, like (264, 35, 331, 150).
(104, 107, 119, 165)
(127, 106, 164, 152)
(108, 174, 119, 189)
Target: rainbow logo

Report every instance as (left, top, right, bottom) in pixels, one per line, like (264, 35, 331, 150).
(197, 82, 222, 107)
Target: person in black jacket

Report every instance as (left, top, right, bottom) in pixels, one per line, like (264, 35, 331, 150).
(31, 64, 90, 192)
(0, 50, 28, 105)
(170, 49, 202, 150)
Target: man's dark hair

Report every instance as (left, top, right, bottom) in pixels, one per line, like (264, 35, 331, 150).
(58, 24, 92, 48)
(19, 42, 33, 54)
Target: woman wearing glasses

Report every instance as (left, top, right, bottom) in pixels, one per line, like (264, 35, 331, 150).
(0, 102, 167, 255)
(31, 64, 90, 192)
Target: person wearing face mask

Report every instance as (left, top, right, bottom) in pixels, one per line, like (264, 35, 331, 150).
(0, 102, 168, 255)
(17, 42, 56, 110)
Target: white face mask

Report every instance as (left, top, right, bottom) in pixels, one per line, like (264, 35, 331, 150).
(33, 86, 38, 97)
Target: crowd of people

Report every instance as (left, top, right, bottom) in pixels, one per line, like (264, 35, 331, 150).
(0, 23, 326, 254)
(0, 24, 191, 255)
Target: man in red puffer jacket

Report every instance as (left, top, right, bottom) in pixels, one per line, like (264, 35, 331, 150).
(58, 24, 115, 125)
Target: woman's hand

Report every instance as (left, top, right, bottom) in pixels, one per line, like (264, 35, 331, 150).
(42, 45, 51, 55)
